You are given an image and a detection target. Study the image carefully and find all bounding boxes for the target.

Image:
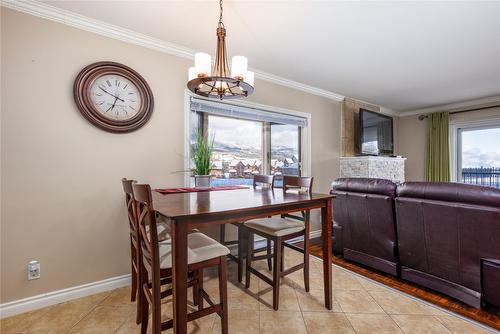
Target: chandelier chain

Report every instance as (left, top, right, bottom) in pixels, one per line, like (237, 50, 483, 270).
(218, 0, 224, 27)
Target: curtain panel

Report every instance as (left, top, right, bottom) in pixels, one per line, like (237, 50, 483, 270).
(426, 112, 450, 182)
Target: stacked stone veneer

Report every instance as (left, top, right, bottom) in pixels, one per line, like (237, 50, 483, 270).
(339, 156, 406, 184)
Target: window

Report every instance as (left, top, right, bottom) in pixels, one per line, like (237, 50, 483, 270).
(454, 123, 500, 188)
(271, 124, 300, 187)
(188, 97, 308, 187)
(208, 115, 263, 186)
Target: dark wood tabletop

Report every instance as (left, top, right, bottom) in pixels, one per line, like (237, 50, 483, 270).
(153, 187, 334, 219)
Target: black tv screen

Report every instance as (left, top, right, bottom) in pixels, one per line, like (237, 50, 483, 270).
(359, 109, 394, 155)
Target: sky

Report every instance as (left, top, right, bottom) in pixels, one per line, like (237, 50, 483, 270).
(207, 115, 299, 151)
(461, 127, 500, 168)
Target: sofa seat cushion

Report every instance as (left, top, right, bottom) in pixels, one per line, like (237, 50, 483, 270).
(244, 217, 304, 237)
(159, 232, 229, 269)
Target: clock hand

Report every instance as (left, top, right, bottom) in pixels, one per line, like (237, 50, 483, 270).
(105, 96, 119, 112)
(99, 87, 125, 102)
(110, 96, 119, 112)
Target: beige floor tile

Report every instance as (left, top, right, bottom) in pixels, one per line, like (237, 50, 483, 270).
(335, 289, 385, 314)
(435, 315, 494, 334)
(99, 286, 133, 306)
(203, 276, 262, 309)
(390, 315, 453, 334)
(0, 307, 50, 333)
(302, 312, 356, 334)
(67, 305, 131, 334)
(116, 311, 216, 334)
(258, 283, 300, 311)
(346, 313, 403, 334)
(369, 290, 445, 315)
(295, 289, 342, 312)
(284, 268, 328, 291)
(164, 314, 216, 334)
(226, 283, 260, 310)
(212, 310, 259, 334)
(115, 314, 150, 334)
(332, 270, 365, 290)
(259, 310, 307, 334)
(356, 276, 392, 292)
(23, 299, 96, 334)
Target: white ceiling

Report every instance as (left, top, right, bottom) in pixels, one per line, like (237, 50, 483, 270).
(41, 0, 500, 111)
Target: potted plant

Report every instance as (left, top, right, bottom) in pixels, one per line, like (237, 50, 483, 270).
(192, 133, 214, 188)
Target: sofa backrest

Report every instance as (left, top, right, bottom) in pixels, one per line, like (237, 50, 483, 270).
(397, 182, 500, 207)
(331, 178, 398, 263)
(332, 178, 398, 198)
(395, 182, 500, 292)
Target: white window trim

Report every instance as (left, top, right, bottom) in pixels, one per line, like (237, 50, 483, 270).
(449, 117, 500, 182)
(183, 90, 312, 187)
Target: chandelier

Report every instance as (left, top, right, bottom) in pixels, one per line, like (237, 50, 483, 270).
(187, 0, 254, 100)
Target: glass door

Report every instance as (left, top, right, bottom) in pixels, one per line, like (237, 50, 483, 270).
(457, 125, 500, 188)
(270, 124, 301, 187)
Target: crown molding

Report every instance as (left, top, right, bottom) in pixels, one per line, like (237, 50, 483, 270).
(252, 69, 345, 101)
(399, 95, 500, 117)
(1, 0, 345, 102)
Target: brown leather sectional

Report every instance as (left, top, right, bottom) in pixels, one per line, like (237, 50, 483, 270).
(331, 178, 500, 309)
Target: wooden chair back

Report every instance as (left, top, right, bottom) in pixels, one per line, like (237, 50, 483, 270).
(253, 174, 275, 189)
(132, 183, 160, 279)
(122, 178, 138, 240)
(282, 176, 314, 195)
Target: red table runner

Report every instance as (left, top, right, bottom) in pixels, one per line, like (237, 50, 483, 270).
(155, 185, 248, 194)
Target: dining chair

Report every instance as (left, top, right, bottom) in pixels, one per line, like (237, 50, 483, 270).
(132, 183, 229, 334)
(219, 174, 275, 282)
(244, 175, 313, 310)
(121, 178, 172, 324)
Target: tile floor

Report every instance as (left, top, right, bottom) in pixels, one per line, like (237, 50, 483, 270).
(1, 249, 496, 334)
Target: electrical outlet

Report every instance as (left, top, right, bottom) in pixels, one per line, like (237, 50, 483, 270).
(28, 260, 40, 280)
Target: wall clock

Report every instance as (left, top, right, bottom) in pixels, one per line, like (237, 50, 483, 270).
(73, 61, 154, 133)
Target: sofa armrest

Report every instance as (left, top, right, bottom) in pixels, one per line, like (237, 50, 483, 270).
(481, 258, 500, 308)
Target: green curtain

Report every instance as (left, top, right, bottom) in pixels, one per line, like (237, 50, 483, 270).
(425, 112, 450, 182)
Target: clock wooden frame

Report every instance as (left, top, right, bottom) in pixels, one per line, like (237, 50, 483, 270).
(73, 61, 154, 133)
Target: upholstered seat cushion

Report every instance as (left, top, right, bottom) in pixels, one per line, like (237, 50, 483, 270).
(156, 222, 171, 241)
(159, 232, 229, 269)
(149, 222, 198, 242)
(244, 217, 305, 237)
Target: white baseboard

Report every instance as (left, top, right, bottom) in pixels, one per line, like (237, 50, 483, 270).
(0, 274, 131, 319)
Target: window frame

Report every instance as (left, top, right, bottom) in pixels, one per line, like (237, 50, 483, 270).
(449, 117, 500, 183)
(184, 90, 311, 187)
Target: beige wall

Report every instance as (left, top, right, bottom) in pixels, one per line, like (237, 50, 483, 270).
(398, 115, 427, 181)
(0, 9, 341, 303)
(398, 107, 500, 181)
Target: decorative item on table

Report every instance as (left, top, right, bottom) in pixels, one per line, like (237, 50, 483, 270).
(192, 133, 214, 188)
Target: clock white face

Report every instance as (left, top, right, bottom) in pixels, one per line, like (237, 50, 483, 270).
(90, 74, 142, 121)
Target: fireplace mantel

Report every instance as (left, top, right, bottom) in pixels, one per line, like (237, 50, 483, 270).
(339, 156, 406, 183)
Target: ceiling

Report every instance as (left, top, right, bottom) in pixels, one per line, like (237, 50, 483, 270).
(41, 0, 500, 111)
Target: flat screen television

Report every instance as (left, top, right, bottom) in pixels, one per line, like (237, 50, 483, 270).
(359, 109, 394, 156)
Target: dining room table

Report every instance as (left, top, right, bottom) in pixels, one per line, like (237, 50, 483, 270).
(152, 186, 335, 334)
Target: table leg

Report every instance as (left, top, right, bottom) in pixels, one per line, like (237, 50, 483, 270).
(237, 225, 249, 283)
(321, 199, 333, 309)
(172, 220, 188, 334)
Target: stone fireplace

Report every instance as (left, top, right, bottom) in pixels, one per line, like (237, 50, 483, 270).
(339, 156, 406, 184)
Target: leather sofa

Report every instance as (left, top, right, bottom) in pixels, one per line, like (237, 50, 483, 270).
(396, 182, 500, 308)
(331, 178, 399, 275)
(331, 178, 500, 309)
